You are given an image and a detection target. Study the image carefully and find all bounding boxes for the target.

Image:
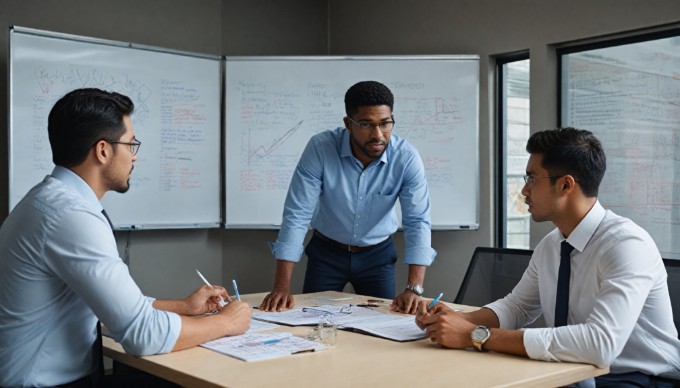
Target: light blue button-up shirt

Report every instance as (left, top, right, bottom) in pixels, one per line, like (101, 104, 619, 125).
(270, 128, 436, 265)
(0, 166, 181, 387)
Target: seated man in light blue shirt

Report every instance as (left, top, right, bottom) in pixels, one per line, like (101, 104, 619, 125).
(0, 88, 251, 387)
(260, 81, 437, 314)
(416, 128, 680, 387)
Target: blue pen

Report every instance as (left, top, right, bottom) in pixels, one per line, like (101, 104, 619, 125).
(426, 292, 444, 311)
(232, 279, 241, 301)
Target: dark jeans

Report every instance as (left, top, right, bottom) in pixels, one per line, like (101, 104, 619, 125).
(595, 372, 679, 387)
(302, 234, 397, 299)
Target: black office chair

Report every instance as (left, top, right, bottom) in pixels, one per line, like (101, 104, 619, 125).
(663, 258, 680, 339)
(454, 247, 545, 328)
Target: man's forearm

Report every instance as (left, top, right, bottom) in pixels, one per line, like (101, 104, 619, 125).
(464, 307, 501, 328)
(273, 259, 296, 289)
(407, 264, 427, 286)
(154, 299, 188, 315)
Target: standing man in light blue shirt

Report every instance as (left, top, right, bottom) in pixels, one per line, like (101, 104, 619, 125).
(0, 88, 251, 387)
(260, 81, 437, 314)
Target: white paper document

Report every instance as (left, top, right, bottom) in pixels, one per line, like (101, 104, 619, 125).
(246, 320, 280, 333)
(253, 304, 427, 342)
(253, 304, 384, 326)
(201, 332, 325, 362)
(339, 314, 427, 342)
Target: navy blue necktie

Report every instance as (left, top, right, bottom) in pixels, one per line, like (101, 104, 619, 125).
(101, 209, 113, 229)
(555, 241, 574, 327)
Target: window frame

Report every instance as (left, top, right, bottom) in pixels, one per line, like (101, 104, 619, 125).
(496, 52, 530, 248)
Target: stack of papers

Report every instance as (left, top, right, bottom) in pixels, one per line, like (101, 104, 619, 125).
(201, 332, 324, 362)
(253, 305, 427, 342)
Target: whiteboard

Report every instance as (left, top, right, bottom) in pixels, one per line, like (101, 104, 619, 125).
(224, 56, 479, 229)
(9, 27, 221, 229)
(561, 35, 680, 259)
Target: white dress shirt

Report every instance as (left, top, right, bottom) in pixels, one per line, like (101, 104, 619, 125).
(0, 167, 181, 387)
(486, 201, 680, 378)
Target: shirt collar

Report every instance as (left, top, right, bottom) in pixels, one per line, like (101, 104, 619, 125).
(564, 200, 606, 253)
(50, 165, 103, 212)
(340, 129, 389, 165)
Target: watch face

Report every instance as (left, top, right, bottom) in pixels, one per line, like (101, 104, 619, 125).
(407, 284, 423, 295)
(472, 326, 490, 342)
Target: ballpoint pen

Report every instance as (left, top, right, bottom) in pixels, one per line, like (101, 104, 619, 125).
(196, 269, 227, 307)
(232, 279, 241, 301)
(426, 292, 444, 311)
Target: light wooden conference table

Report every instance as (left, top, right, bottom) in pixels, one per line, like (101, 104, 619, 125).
(103, 291, 608, 387)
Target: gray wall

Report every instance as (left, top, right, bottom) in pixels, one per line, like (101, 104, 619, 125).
(1, 0, 680, 301)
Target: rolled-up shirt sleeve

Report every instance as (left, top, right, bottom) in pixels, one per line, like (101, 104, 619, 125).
(46, 209, 181, 356)
(270, 136, 324, 262)
(399, 147, 436, 266)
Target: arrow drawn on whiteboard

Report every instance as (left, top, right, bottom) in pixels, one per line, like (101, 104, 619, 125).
(249, 120, 303, 164)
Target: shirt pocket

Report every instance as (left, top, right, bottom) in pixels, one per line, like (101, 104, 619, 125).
(370, 192, 398, 221)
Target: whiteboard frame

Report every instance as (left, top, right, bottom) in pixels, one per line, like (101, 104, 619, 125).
(223, 55, 480, 230)
(8, 26, 222, 229)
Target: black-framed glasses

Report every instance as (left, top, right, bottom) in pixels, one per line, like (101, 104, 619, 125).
(523, 174, 564, 186)
(346, 117, 395, 133)
(108, 138, 141, 156)
(301, 305, 353, 316)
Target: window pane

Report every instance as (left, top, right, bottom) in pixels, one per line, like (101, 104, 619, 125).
(502, 59, 530, 249)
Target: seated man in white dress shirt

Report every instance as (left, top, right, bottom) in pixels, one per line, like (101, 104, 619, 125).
(417, 127, 680, 387)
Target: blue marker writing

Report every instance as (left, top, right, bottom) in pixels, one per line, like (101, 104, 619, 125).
(244, 338, 285, 347)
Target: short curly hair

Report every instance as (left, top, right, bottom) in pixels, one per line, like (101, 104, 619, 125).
(344, 81, 394, 117)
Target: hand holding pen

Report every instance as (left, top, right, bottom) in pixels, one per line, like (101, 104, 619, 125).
(196, 269, 228, 308)
(415, 292, 444, 331)
(426, 292, 444, 311)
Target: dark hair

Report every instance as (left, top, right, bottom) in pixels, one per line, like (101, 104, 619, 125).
(48, 88, 134, 167)
(526, 127, 606, 197)
(344, 81, 394, 117)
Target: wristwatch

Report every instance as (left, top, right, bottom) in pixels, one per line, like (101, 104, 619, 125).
(405, 284, 424, 296)
(471, 325, 491, 352)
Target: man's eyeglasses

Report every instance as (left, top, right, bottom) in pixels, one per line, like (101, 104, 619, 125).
(523, 174, 564, 186)
(108, 138, 142, 156)
(347, 117, 395, 133)
(301, 305, 353, 316)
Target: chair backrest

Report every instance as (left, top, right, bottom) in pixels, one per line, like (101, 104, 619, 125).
(454, 247, 534, 306)
(663, 258, 680, 338)
(454, 247, 545, 327)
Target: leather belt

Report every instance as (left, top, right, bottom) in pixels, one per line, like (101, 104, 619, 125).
(313, 230, 383, 253)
